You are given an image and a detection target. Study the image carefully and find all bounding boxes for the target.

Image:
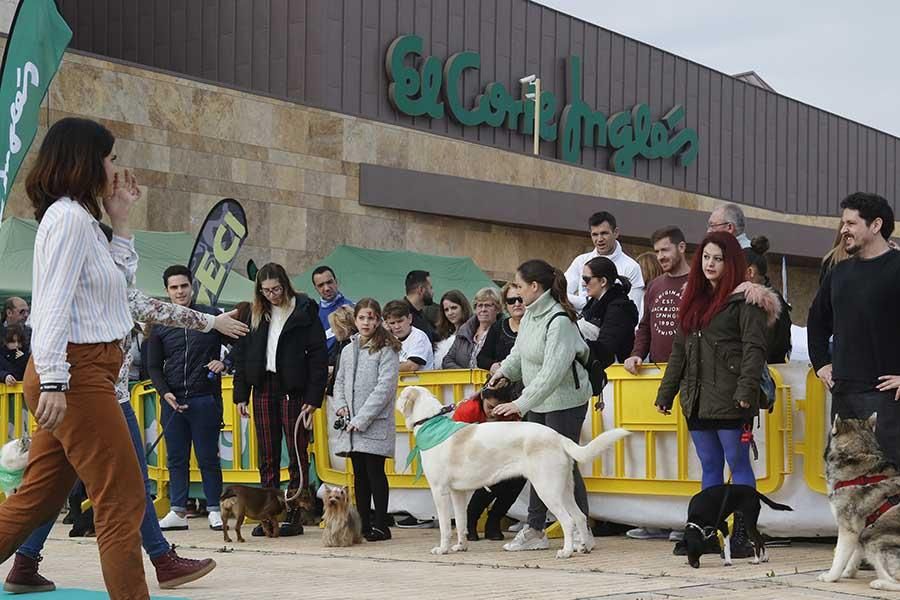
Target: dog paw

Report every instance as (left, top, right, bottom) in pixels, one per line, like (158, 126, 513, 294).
(430, 546, 449, 555)
(841, 568, 857, 579)
(556, 548, 573, 559)
(751, 557, 760, 565)
(574, 543, 590, 554)
(450, 543, 468, 553)
(723, 560, 733, 567)
(817, 572, 840, 583)
(870, 580, 890, 590)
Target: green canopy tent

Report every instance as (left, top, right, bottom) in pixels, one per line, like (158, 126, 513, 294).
(0, 217, 254, 306)
(291, 245, 498, 306)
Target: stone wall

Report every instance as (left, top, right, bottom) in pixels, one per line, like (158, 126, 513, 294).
(6, 47, 822, 324)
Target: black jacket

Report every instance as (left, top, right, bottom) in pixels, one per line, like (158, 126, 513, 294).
(766, 289, 792, 364)
(476, 318, 518, 370)
(0, 347, 28, 381)
(232, 294, 329, 407)
(146, 303, 223, 399)
(581, 285, 639, 369)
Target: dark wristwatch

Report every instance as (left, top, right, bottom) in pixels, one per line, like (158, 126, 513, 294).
(39, 382, 69, 393)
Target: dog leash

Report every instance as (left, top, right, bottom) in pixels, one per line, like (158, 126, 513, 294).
(688, 476, 735, 540)
(145, 407, 179, 460)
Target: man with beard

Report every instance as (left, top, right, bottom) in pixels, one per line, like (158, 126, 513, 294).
(404, 270, 437, 342)
(808, 192, 900, 465)
(622, 226, 690, 543)
(624, 226, 690, 375)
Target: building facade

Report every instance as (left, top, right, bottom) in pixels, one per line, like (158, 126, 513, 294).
(5, 0, 900, 323)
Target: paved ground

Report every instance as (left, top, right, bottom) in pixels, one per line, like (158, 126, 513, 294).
(27, 519, 899, 600)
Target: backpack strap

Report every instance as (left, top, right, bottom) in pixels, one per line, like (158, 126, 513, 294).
(546, 311, 582, 390)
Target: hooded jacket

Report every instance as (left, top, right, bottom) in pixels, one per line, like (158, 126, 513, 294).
(232, 294, 329, 407)
(655, 282, 780, 420)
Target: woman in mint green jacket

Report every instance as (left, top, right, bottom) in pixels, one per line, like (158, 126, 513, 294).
(489, 259, 592, 552)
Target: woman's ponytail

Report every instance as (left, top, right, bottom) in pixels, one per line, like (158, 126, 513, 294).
(616, 275, 632, 295)
(517, 259, 578, 321)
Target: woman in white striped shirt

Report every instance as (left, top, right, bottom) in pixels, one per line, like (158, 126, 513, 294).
(0, 118, 150, 600)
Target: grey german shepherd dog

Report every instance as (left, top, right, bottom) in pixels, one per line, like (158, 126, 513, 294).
(819, 414, 900, 591)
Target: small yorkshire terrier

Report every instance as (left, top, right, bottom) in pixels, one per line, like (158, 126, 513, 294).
(321, 485, 363, 547)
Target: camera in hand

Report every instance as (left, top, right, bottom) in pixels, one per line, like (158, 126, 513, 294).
(333, 415, 348, 431)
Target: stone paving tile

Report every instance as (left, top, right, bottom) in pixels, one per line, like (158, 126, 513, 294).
(28, 522, 899, 600)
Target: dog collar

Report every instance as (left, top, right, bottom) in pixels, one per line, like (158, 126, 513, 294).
(686, 522, 717, 540)
(833, 475, 889, 491)
(412, 404, 455, 428)
(865, 494, 900, 527)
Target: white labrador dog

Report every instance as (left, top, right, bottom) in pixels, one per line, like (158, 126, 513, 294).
(397, 386, 631, 558)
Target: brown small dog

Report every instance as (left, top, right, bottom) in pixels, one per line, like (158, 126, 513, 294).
(321, 486, 363, 547)
(220, 485, 311, 543)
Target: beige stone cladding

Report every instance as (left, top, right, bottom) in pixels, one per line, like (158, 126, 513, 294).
(7, 47, 823, 323)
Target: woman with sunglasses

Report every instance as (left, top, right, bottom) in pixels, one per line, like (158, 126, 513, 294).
(477, 282, 525, 377)
(578, 257, 639, 372)
(232, 263, 329, 537)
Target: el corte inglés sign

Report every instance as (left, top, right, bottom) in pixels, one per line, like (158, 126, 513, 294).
(386, 35, 699, 175)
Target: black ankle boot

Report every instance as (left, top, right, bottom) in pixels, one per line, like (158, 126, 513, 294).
(484, 516, 505, 541)
(466, 520, 480, 542)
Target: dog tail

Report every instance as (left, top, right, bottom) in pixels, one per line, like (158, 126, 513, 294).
(561, 428, 631, 464)
(756, 490, 793, 512)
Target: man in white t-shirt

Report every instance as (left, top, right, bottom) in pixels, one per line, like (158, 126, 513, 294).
(564, 211, 644, 316)
(383, 300, 434, 372)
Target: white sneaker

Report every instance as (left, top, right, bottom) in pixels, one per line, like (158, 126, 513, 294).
(669, 530, 685, 542)
(158, 510, 188, 531)
(208, 511, 223, 531)
(503, 525, 549, 551)
(626, 527, 671, 540)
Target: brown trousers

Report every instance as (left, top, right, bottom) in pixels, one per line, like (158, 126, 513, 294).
(0, 343, 148, 600)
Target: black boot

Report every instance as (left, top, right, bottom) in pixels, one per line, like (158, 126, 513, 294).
(466, 506, 481, 541)
(279, 509, 304, 537)
(726, 513, 754, 559)
(484, 515, 505, 541)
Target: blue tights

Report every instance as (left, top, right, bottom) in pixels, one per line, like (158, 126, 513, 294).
(689, 428, 756, 489)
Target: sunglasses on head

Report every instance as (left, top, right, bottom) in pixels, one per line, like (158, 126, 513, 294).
(505, 296, 524, 305)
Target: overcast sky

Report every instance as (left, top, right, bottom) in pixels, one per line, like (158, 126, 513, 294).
(534, 0, 900, 137)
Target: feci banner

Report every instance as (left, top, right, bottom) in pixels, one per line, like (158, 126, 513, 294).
(188, 199, 248, 306)
(0, 0, 72, 217)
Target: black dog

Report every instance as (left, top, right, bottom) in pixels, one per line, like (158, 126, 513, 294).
(684, 484, 792, 568)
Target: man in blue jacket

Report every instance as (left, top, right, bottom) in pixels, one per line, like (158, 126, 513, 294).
(147, 265, 226, 532)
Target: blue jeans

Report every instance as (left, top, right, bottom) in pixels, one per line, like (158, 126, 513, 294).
(689, 429, 756, 489)
(161, 394, 223, 513)
(18, 402, 171, 560)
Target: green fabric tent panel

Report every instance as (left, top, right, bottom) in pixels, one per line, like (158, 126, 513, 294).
(0, 217, 254, 306)
(291, 245, 497, 306)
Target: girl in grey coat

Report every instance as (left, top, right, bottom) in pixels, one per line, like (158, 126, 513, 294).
(332, 299, 401, 542)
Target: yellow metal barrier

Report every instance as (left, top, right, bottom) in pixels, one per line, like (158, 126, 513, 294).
(793, 369, 828, 494)
(131, 378, 291, 515)
(310, 366, 793, 498)
(0, 364, 816, 508)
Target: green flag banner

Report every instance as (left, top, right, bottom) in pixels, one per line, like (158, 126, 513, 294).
(0, 0, 72, 217)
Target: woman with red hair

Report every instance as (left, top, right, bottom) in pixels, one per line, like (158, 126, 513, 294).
(654, 231, 781, 554)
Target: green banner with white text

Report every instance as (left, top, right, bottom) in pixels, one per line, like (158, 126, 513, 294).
(0, 0, 72, 217)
